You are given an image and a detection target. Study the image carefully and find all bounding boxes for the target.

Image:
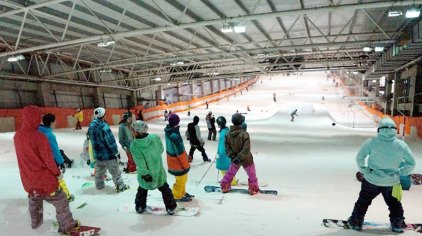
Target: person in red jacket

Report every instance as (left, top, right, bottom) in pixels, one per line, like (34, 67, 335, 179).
(14, 105, 79, 234)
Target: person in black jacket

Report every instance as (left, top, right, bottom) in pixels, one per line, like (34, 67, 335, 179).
(186, 116, 210, 163)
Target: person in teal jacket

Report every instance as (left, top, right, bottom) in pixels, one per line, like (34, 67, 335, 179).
(130, 120, 177, 215)
(216, 116, 238, 186)
(38, 114, 64, 167)
(348, 117, 416, 233)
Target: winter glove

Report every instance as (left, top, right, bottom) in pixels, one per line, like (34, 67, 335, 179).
(232, 157, 240, 165)
(57, 173, 63, 180)
(115, 153, 121, 160)
(59, 164, 66, 174)
(142, 174, 153, 182)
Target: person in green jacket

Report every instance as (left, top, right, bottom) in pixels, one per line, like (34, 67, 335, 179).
(348, 117, 416, 233)
(130, 120, 177, 215)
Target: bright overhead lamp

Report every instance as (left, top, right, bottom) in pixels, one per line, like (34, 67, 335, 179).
(352, 71, 359, 75)
(221, 24, 233, 33)
(406, 7, 420, 18)
(233, 23, 246, 33)
(7, 54, 25, 62)
(374, 45, 384, 52)
(99, 68, 112, 73)
(207, 72, 219, 76)
(363, 46, 372, 52)
(97, 38, 115, 47)
(388, 10, 402, 17)
(153, 77, 161, 81)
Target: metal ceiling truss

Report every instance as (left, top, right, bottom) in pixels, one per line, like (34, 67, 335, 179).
(1, 0, 421, 90)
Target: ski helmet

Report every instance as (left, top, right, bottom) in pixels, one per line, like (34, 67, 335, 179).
(168, 114, 180, 126)
(94, 107, 106, 118)
(216, 116, 226, 128)
(132, 120, 148, 134)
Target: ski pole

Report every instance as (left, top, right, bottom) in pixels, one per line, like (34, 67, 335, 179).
(196, 154, 217, 187)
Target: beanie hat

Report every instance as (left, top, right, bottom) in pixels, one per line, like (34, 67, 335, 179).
(94, 107, 106, 118)
(121, 112, 131, 122)
(216, 116, 226, 128)
(169, 114, 180, 126)
(232, 113, 243, 126)
(193, 116, 199, 125)
(132, 120, 148, 134)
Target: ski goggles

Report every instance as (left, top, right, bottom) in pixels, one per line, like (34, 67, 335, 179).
(377, 126, 397, 132)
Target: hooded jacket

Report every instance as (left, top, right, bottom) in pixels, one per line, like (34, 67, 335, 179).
(88, 118, 118, 161)
(118, 122, 133, 150)
(74, 110, 83, 122)
(14, 106, 61, 196)
(356, 117, 416, 186)
(225, 125, 254, 166)
(164, 125, 190, 176)
(216, 126, 231, 170)
(38, 125, 64, 165)
(130, 133, 167, 190)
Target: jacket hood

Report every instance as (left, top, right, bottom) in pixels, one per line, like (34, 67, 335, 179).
(228, 125, 243, 137)
(21, 105, 42, 131)
(164, 124, 179, 135)
(90, 118, 106, 129)
(377, 117, 397, 141)
(38, 125, 52, 133)
(133, 134, 151, 147)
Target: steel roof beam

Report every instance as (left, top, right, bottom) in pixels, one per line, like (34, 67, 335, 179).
(1, 0, 419, 58)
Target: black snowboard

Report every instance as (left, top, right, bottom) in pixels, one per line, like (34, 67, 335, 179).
(323, 219, 422, 233)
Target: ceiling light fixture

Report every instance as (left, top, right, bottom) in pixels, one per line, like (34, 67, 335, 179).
(97, 38, 116, 47)
(406, 7, 420, 18)
(153, 77, 162, 81)
(374, 45, 384, 52)
(221, 24, 233, 33)
(7, 54, 25, 62)
(388, 10, 403, 17)
(233, 23, 246, 33)
(99, 68, 112, 73)
(363, 46, 372, 52)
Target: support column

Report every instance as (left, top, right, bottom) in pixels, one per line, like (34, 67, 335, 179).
(210, 79, 214, 94)
(218, 79, 222, 92)
(156, 85, 163, 105)
(201, 81, 205, 97)
(190, 82, 195, 99)
(38, 82, 52, 107)
(177, 82, 182, 102)
(93, 87, 105, 108)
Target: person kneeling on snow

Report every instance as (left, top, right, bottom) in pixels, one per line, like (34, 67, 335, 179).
(220, 113, 260, 195)
(131, 120, 177, 215)
(348, 117, 415, 233)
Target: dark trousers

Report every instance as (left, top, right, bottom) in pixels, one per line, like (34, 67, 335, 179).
(351, 179, 404, 223)
(208, 128, 216, 141)
(189, 144, 208, 160)
(135, 183, 176, 210)
(75, 121, 81, 130)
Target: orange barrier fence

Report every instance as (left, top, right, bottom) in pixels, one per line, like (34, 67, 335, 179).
(0, 78, 257, 132)
(359, 102, 422, 138)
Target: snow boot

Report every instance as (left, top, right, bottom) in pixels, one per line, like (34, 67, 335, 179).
(175, 195, 192, 202)
(248, 185, 260, 195)
(391, 218, 405, 233)
(221, 182, 231, 193)
(116, 184, 130, 193)
(166, 207, 176, 215)
(136, 205, 146, 214)
(347, 216, 363, 231)
(185, 192, 195, 199)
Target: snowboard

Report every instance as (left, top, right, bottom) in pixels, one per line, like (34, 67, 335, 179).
(236, 181, 268, 187)
(118, 203, 199, 217)
(204, 185, 277, 195)
(68, 226, 101, 236)
(323, 219, 422, 233)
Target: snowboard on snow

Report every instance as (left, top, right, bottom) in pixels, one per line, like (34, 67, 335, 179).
(118, 203, 199, 217)
(323, 219, 422, 233)
(204, 185, 277, 195)
(53, 222, 100, 236)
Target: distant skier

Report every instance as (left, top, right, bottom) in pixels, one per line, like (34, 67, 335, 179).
(73, 108, 83, 130)
(187, 105, 191, 116)
(206, 111, 216, 141)
(348, 117, 415, 233)
(273, 92, 276, 102)
(216, 116, 238, 186)
(290, 109, 298, 122)
(206, 101, 209, 109)
(130, 120, 177, 215)
(164, 110, 169, 121)
(220, 113, 260, 195)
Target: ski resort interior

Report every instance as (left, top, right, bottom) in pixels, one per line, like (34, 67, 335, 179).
(0, 0, 422, 235)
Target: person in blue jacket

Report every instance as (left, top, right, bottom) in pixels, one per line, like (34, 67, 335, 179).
(216, 116, 238, 186)
(38, 113, 74, 201)
(348, 117, 416, 233)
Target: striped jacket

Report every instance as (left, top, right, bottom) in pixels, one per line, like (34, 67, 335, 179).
(164, 125, 190, 176)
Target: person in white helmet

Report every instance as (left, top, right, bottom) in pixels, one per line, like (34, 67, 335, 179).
(88, 107, 129, 193)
